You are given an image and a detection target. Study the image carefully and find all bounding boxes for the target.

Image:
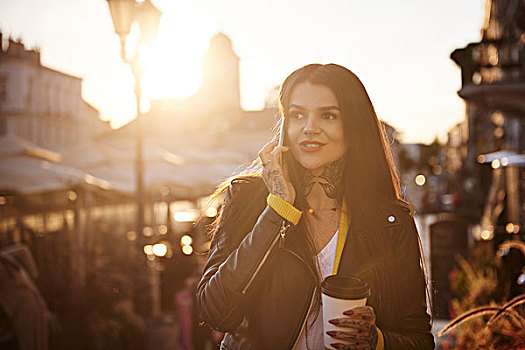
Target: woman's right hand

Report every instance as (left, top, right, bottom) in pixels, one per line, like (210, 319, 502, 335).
(259, 140, 296, 204)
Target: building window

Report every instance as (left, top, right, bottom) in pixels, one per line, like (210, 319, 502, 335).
(0, 75, 7, 102)
(26, 76, 33, 107)
(44, 83, 50, 115)
(55, 87, 60, 116)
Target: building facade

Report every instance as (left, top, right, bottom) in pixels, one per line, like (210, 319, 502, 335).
(450, 0, 525, 236)
(0, 33, 110, 151)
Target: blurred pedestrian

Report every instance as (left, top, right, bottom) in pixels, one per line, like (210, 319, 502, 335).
(197, 64, 434, 349)
(0, 244, 48, 350)
(175, 275, 217, 350)
(175, 276, 198, 349)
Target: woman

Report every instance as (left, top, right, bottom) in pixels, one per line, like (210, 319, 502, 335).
(197, 64, 434, 350)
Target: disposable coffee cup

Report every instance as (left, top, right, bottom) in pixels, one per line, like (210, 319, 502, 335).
(321, 275, 371, 350)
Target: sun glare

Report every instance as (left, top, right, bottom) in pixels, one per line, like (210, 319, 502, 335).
(140, 6, 214, 102)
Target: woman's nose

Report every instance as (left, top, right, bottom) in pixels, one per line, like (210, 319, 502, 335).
(303, 115, 320, 135)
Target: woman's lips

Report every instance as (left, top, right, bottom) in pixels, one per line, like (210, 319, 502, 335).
(299, 140, 326, 152)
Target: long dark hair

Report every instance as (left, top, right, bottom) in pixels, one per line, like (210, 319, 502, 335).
(207, 63, 431, 325)
(208, 63, 403, 252)
(210, 63, 401, 222)
(278, 63, 401, 221)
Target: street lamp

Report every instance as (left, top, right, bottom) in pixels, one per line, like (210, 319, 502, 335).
(107, 0, 161, 317)
(106, 0, 161, 242)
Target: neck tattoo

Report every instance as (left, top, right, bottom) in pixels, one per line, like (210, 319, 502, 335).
(303, 157, 344, 199)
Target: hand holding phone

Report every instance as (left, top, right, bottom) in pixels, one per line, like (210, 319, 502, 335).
(259, 118, 295, 203)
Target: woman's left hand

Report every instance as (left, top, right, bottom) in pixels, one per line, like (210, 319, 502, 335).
(326, 306, 378, 350)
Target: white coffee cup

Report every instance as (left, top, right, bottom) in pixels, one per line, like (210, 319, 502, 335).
(321, 275, 370, 350)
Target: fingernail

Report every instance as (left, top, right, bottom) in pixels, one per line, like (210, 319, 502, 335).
(343, 310, 354, 316)
(328, 319, 339, 325)
(326, 330, 336, 337)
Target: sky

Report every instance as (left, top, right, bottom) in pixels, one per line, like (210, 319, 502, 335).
(0, 0, 486, 144)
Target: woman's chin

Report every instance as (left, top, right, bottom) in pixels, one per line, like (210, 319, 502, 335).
(297, 161, 325, 173)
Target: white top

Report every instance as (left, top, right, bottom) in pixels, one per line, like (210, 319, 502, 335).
(294, 230, 338, 350)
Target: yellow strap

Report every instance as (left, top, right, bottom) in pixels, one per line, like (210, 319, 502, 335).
(333, 201, 349, 274)
(376, 326, 385, 350)
(266, 194, 302, 225)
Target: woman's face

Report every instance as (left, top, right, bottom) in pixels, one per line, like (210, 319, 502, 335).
(286, 82, 346, 174)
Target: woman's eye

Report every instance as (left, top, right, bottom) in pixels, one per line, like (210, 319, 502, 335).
(322, 113, 338, 120)
(290, 112, 304, 120)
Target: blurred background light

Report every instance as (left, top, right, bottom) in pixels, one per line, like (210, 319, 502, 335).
(158, 224, 168, 235)
(182, 245, 193, 255)
(67, 190, 78, 201)
(471, 225, 480, 240)
(174, 209, 200, 222)
(126, 230, 138, 241)
(143, 244, 153, 255)
(505, 223, 520, 234)
(142, 226, 154, 237)
(480, 225, 494, 241)
(415, 174, 426, 186)
(205, 207, 218, 218)
(152, 242, 167, 257)
(180, 234, 192, 246)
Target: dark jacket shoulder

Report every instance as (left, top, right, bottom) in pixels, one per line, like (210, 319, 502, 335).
(227, 175, 265, 199)
(217, 175, 268, 246)
(374, 197, 413, 229)
(391, 197, 414, 215)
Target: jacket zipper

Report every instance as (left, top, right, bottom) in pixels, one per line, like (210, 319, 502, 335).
(282, 248, 319, 349)
(279, 221, 291, 248)
(291, 286, 317, 349)
(241, 220, 291, 295)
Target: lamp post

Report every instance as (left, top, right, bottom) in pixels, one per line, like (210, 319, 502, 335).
(143, 241, 169, 316)
(106, 0, 161, 245)
(107, 0, 161, 317)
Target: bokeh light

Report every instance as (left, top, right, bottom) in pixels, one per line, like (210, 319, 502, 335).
(182, 245, 193, 255)
(480, 225, 494, 241)
(143, 226, 154, 237)
(415, 174, 426, 186)
(158, 225, 168, 235)
(143, 244, 153, 255)
(205, 207, 218, 218)
(152, 242, 168, 257)
(67, 190, 78, 201)
(181, 235, 193, 246)
(174, 210, 200, 222)
(126, 230, 138, 241)
(505, 223, 520, 234)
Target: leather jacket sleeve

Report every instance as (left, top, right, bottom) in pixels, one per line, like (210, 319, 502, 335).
(196, 181, 284, 332)
(381, 208, 434, 349)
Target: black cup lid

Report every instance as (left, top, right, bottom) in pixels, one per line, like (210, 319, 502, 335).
(320, 275, 371, 300)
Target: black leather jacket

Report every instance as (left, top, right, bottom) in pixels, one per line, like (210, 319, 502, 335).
(197, 177, 434, 349)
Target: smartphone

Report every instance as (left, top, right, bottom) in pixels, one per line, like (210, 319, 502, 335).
(278, 117, 285, 148)
(277, 117, 285, 167)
